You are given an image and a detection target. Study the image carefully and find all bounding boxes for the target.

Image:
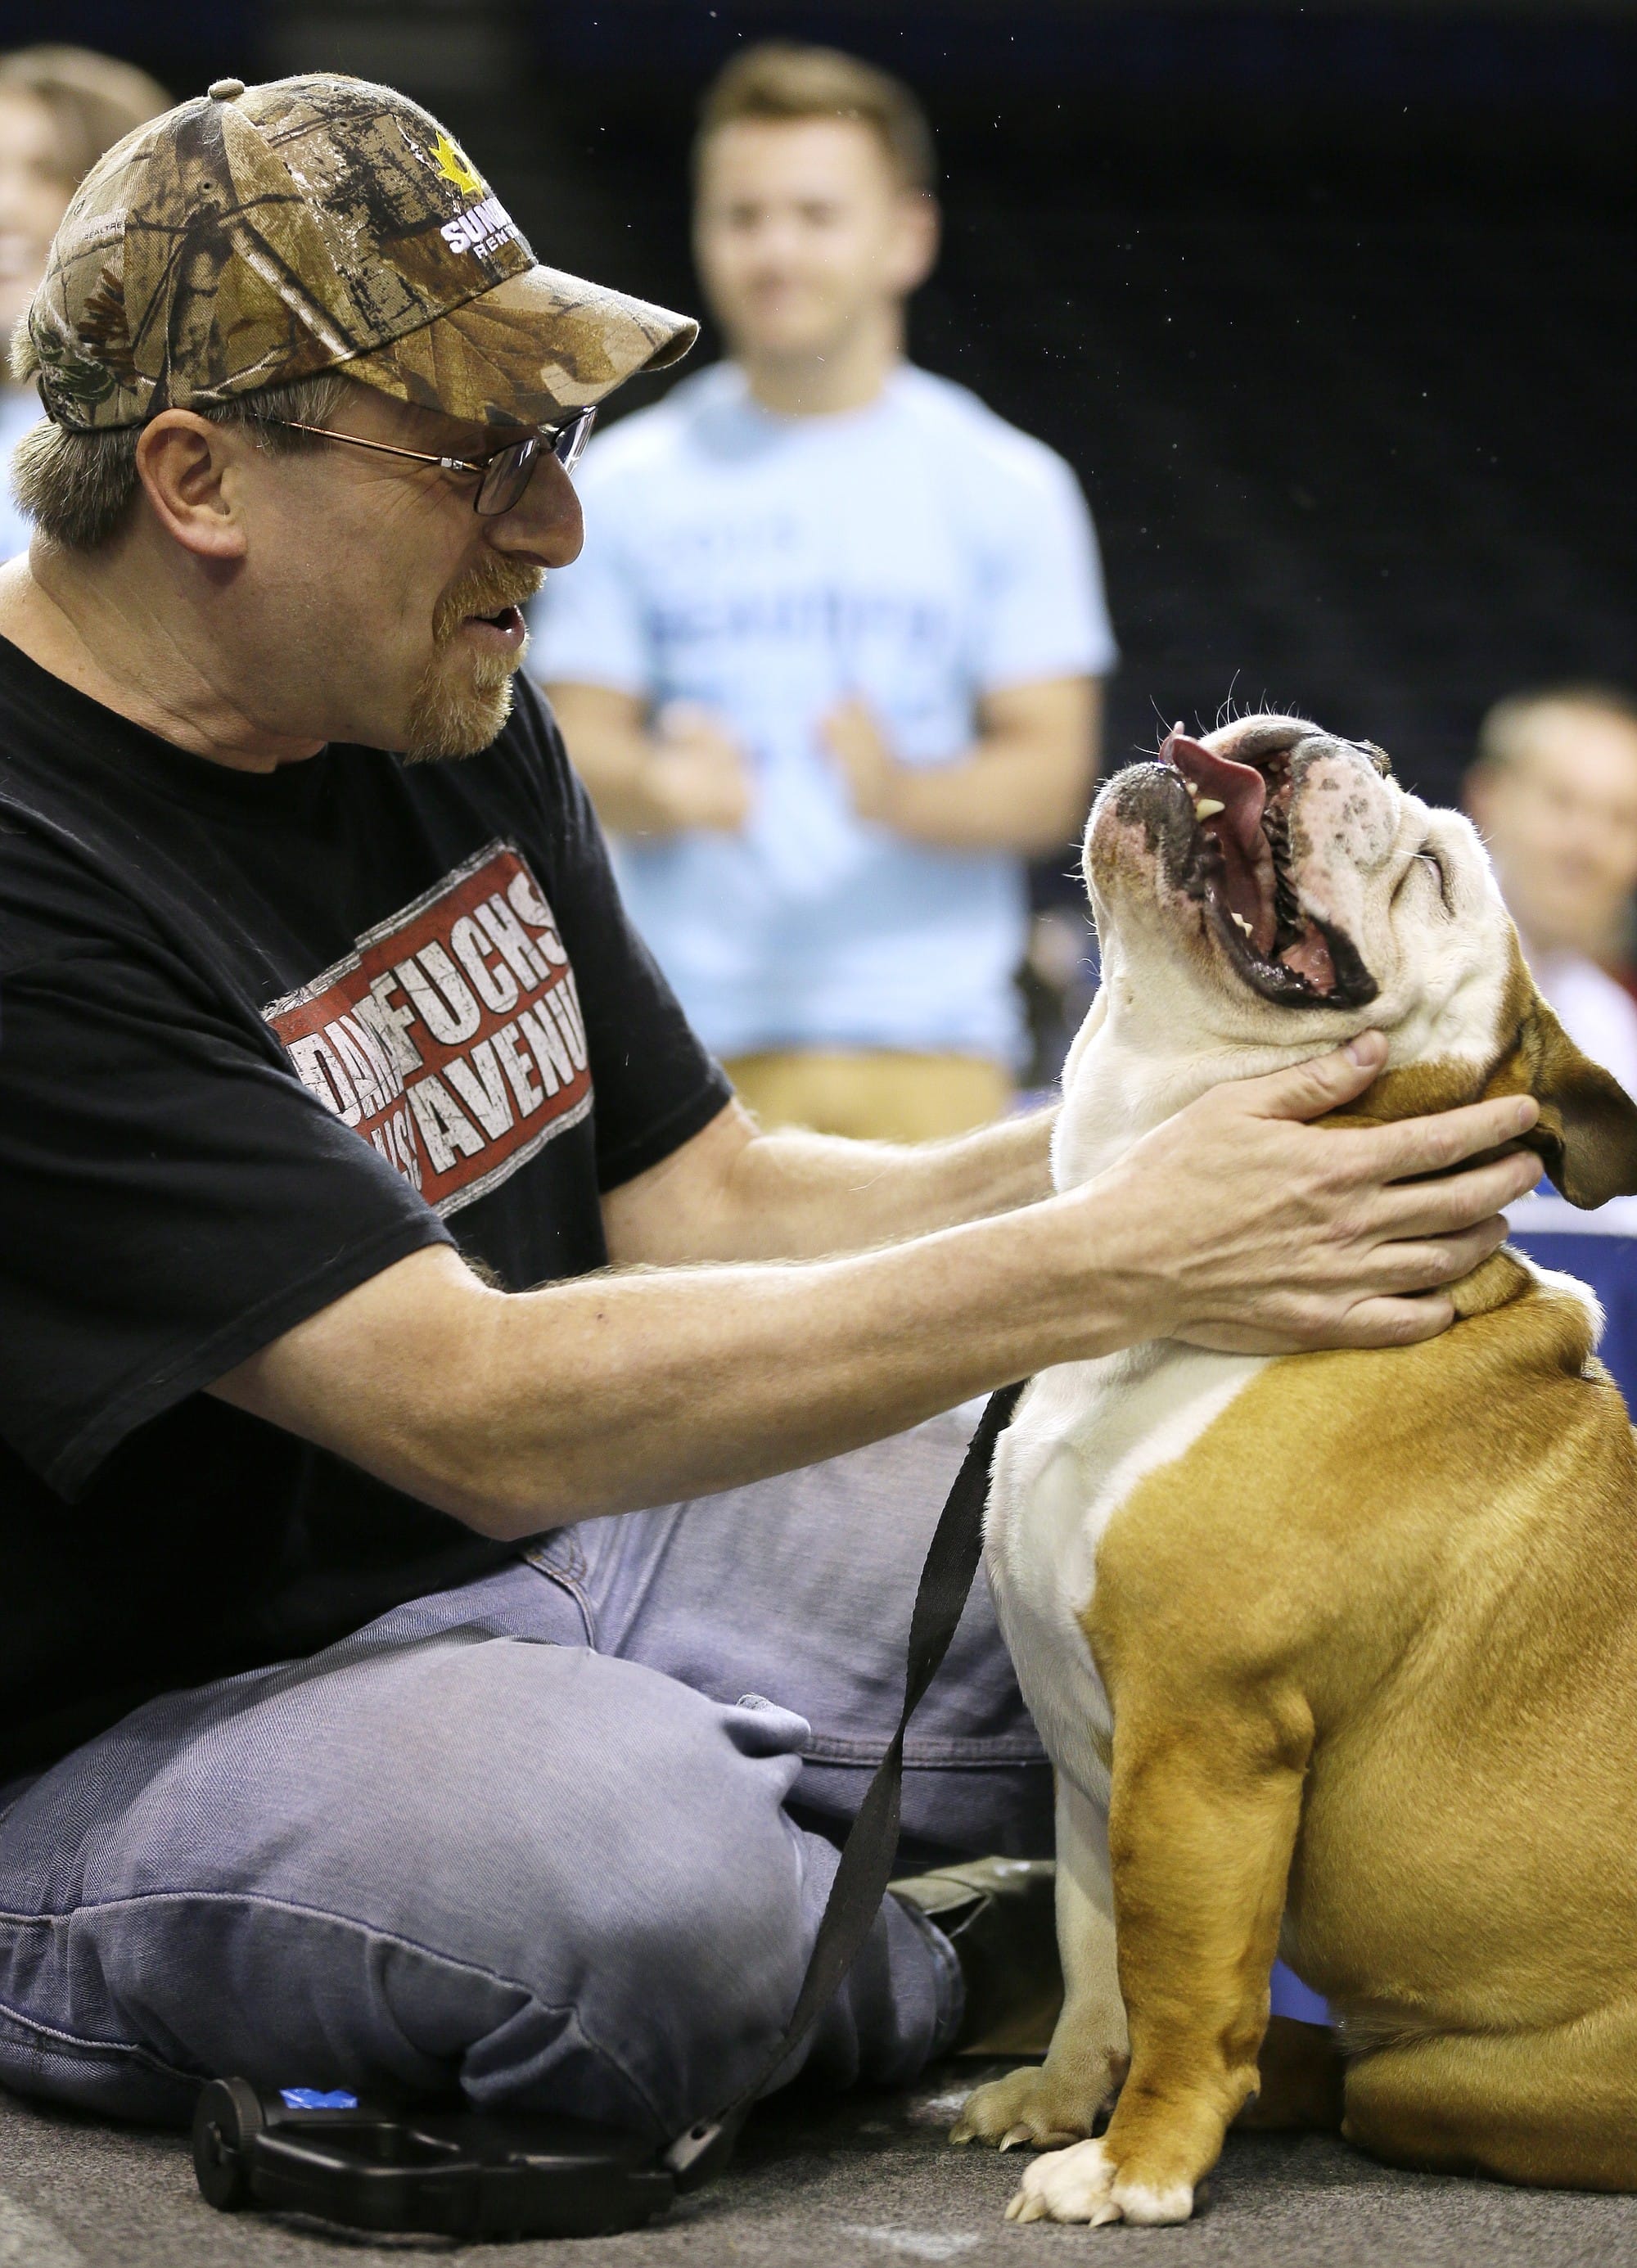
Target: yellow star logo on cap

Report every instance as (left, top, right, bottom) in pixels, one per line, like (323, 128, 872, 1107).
(431, 129, 483, 196)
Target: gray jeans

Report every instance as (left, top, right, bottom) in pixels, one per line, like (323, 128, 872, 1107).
(0, 1412, 1049, 2140)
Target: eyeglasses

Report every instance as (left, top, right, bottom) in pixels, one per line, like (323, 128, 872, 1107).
(259, 404, 597, 516)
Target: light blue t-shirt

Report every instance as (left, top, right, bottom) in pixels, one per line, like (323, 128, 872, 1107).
(0, 389, 41, 563)
(530, 361, 1116, 1063)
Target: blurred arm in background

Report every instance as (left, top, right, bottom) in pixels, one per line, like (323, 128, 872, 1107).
(548, 673, 1103, 855)
(820, 673, 1102, 854)
(546, 682, 753, 836)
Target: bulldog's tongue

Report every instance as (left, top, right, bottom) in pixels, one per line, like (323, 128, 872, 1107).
(1159, 727, 1266, 851)
(1160, 727, 1271, 945)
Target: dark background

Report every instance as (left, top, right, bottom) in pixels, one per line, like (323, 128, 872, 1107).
(8, 0, 1632, 826)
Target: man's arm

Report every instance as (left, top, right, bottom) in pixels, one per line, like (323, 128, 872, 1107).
(546, 681, 751, 836)
(213, 1038, 1541, 1540)
(822, 677, 1101, 855)
(602, 1094, 1055, 1265)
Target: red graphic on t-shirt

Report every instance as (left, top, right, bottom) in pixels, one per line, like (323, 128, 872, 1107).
(264, 840, 592, 1215)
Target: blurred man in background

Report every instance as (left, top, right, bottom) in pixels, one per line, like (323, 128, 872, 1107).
(535, 43, 1115, 1142)
(1464, 685, 1637, 1097)
(0, 46, 169, 560)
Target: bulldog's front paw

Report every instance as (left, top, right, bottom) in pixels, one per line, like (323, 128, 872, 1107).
(1004, 2135, 1196, 2227)
(948, 2054, 1118, 2152)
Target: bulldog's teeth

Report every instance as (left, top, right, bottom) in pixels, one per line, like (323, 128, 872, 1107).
(1231, 912, 1252, 936)
(1194, 796, 1225, 818)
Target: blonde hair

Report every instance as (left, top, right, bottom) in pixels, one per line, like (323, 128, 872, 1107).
(696, 42, 936, 192)
(1474, 685, 1637, 773)
(0, 44, 170, 190)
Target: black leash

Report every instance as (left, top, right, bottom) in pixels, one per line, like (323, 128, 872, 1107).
(663, 1378, 1028, 2186)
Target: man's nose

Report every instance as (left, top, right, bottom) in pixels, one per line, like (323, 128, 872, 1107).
(484, 449, 584, 570)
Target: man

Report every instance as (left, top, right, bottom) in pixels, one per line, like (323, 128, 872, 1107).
(1468, 686, 1637, 1412)
(0, 73, 1538, 2146)
(0, 44, 169, 559)
(1464, 685, 1637, 1096)
(536, 43, 1116, 1142)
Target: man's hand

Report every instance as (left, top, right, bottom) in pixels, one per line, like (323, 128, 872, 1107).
(1076, 1030, 1542, 1355)
(648, 701, 753, 832)
(821, 695, 901, 825)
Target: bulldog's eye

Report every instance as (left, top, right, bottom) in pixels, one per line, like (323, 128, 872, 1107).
(1415, 847, 1451, 909)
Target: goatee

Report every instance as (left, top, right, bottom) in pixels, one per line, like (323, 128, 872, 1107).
(403, 559, 544, 763)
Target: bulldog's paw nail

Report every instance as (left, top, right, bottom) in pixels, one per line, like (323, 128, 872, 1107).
(999, 2123, 1031, 2152)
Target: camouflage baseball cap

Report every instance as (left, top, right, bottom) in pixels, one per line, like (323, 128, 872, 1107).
(22, 72, 698, 433)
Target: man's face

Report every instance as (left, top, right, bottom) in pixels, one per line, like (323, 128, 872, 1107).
(223, 382, 584, 760)
(0, 92, 74, 348)
(692, 117, 936, 364)
(1465, 705, 1637, 961)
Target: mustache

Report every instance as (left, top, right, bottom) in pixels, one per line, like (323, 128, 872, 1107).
(433, 560, 545, 645)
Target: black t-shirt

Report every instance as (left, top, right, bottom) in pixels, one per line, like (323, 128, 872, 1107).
(0, 635, 730, 1780)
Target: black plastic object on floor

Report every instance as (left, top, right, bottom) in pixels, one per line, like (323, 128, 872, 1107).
(192, 2078, 678, 2240)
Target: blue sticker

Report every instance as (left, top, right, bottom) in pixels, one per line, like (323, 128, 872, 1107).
(279, 2087, 359, 2111)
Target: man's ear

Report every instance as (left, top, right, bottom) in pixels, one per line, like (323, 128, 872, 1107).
(133, 411, 250, 561)
(1515, 986, 1637, 1209)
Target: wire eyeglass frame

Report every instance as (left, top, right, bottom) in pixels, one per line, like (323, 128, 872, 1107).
(259, 403, 596, 515)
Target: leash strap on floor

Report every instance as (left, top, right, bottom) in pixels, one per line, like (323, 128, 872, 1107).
(664, 1378, 1028, 2186)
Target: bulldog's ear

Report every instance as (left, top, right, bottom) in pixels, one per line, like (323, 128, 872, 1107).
(1516, 988, 1637, 1209)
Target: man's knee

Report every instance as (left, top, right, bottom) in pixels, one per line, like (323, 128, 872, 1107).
(93, 1640, 814, 2094)
(129, 1638, 807, 1959)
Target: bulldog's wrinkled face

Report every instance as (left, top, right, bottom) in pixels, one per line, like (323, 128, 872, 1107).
(1062, 710, 1637, 1212)
(1085, 713, 1511, 1064)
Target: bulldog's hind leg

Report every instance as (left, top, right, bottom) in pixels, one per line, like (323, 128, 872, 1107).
(952, 1775, 1129, 2149)
(1008, 1688, 1311, 2226)
(1345, 2000, 1637, 2192)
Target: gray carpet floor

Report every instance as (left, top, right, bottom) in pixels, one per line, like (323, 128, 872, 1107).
(5, 2063, 1636, 2267)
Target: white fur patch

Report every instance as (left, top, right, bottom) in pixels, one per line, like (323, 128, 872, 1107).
(985, 1345, 1268, 1805)
(1113, 2178, 1197, 2225)
(1005, 2138, 1197, 2227)
(1006, 2137, 1120, 2225)
(1508, 1247, 1605, 1346)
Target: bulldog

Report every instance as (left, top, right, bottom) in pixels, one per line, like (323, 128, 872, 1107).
(952, 713, 1637, 2225)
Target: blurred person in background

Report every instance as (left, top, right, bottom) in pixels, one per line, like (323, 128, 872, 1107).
(0, 46, 169, 560)
(535, 43, 1115, 1143)
(1464, 685, 1637, 1098)
(1470, 687, 1637, 1411)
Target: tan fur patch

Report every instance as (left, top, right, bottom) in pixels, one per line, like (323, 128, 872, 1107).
(1077, 1267, 1637, 2189)
(1324, 937, 1637, 1210)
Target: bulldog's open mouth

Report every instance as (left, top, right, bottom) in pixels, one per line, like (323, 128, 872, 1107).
(1158, 727, 1377, 1010)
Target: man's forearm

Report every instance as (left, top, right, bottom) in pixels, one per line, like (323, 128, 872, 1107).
(602, 1099, 1057, 1267)
(240, 1193, 1137, 1540)
(721, 1108, 1056, 1255)
(824, 678, 1101, 854)
(219, 1040, 1545, 1547)
(880, 736, 1092, 854)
